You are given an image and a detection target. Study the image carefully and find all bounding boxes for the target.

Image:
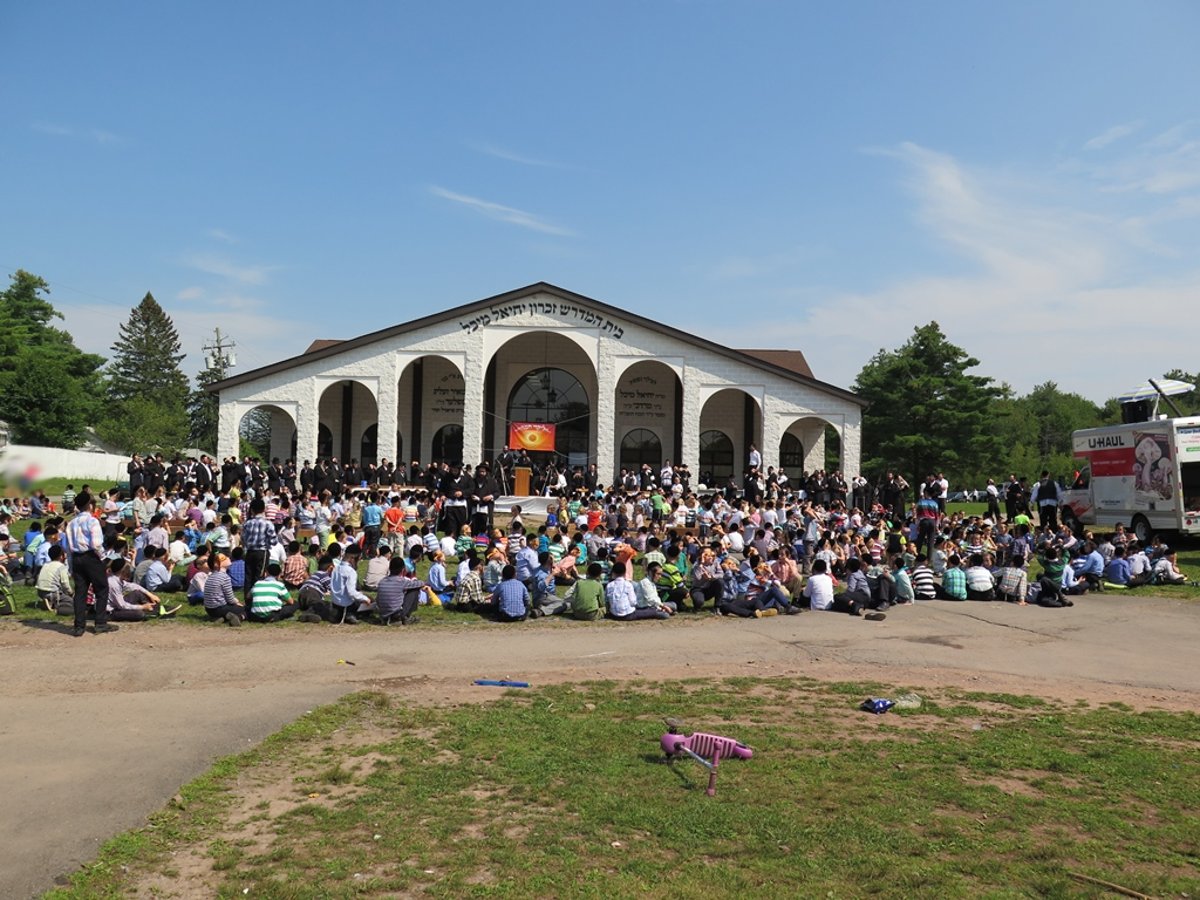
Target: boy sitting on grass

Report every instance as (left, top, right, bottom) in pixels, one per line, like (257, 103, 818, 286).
(566, 563, 605, 621)
(247, 562, 297, 623)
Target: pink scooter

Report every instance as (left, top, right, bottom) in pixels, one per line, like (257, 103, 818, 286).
(660, 717, 753, 796)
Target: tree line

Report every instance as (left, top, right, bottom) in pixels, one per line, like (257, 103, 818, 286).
(2, 268, 1196, 485)
(0, 269, 226, 456)
(853, 321, 1199, 491)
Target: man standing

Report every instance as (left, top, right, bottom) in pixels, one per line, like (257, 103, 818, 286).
(470, 463, 500, 534)
(241, 497, 275, 603)
(985, 479, 1002, 522)
(65, 493, 115, 636)
(1032, 470, 1061, 531)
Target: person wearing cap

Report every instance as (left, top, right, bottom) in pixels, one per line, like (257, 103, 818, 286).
(330, 543, 370, 624)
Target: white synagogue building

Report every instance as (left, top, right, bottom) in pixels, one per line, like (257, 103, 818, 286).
(209, 283, 863, 484)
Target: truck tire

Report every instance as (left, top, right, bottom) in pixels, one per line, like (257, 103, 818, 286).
(1131, 514, 1153, 544)
(1061, 507, 1079, 537)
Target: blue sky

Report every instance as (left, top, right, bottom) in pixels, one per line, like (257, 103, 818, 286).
(3, 1, 1198, 402)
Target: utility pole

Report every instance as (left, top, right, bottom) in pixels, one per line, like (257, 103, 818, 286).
(202, 328, 236, 372)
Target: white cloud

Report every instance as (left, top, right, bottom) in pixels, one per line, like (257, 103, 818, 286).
(31, 122, 123, 144)
(183, 254, 279, 285)
(177, 286, 204, 301)
(1084, 121, 1142, 151)
(429, 186, 575, 236)
(472, 142, 570, 169)
(207, 228, 237, 244)
(705, 139, 1200, 404)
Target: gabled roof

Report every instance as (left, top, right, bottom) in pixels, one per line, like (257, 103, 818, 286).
(208, 282, 864, 406)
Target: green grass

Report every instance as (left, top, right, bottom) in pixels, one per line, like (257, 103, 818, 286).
(45, 679, 1200, 899)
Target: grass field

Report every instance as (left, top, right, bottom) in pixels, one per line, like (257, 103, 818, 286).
(45, 678, 1200, 898)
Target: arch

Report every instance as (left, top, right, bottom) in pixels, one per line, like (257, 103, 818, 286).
(506, 366, 590, 464)
(237, 404, 298, 463)
(699, 388, 762, 476)
(620, 428, 662, 471)
(431, 424, 463, 465)
(780, 415, 843, 475)
(397, 355, 464, 466)
(699, 429, 734, 484)
(614, 359, 681, 482)
(317, 380, 378, 463)
(487, 331, 597, 465)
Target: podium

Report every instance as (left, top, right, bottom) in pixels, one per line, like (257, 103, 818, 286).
(513, 467, 532, 496)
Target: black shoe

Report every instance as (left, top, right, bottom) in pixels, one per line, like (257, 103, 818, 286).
(224, 612, 241, 627)
(344, 615, 359, 625)
(71, 625, 86, 637)
(93, 623, 120, 634)
(403, 614, 420, 625)
(864, 612, 887, 622)
(784, 604, 802, 615)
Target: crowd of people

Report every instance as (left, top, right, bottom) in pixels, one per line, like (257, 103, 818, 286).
(0, 450, 1193, 630)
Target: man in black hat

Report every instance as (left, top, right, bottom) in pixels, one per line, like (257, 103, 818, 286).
(471, 462, 501, 534)
(439, 463, 471, 537)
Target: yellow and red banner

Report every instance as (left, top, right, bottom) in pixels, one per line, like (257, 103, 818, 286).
(509, 421, 556, 452)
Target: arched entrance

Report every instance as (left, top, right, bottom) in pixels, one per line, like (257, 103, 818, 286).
(317, 380, 378, 463)
(237, 405, 297, 463)
(699, 388, 762, 478)
(614, 359, 681, 481)
(397, 355, 463, 467)
(506, 367, 589, 464)
(780, 416, 842, 475)
(487, 331, 597, 468)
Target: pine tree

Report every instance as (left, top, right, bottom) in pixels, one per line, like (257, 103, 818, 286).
(853, 322, 1004, 492)
(97, 292, 190, 454)
(107, 292, 189, 405)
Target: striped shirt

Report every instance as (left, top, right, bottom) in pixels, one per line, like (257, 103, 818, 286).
(249, 577, 290, 616)
(203, 570, 237, 609)
(66, 513, 104, 555)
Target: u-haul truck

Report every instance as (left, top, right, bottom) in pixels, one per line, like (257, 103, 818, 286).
(1061, 416, 1200, 543)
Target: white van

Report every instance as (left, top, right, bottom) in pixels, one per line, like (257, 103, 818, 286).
(1061, 416, 1200, 543)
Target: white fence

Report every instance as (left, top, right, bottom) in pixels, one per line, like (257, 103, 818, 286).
(0, 444, 128, 484)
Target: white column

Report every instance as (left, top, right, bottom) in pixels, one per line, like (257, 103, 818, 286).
(462, 352, 485, 465)
(841, 411, 862, 480)
(595, 354, 616, 486)
(295, 380, 320, 464)
(216, 395, 239, 460)
(376, 361, 399, 467)
(680, 371, 703, 477)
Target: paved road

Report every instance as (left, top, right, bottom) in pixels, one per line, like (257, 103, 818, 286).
(3, 593, 1197, 898)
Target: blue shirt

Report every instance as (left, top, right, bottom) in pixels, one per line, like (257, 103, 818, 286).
(492, 578, 529, 618)
(515, 546, 539, 582)
(1105, 558, 1132, 584)
(362, 503, 383, 527)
